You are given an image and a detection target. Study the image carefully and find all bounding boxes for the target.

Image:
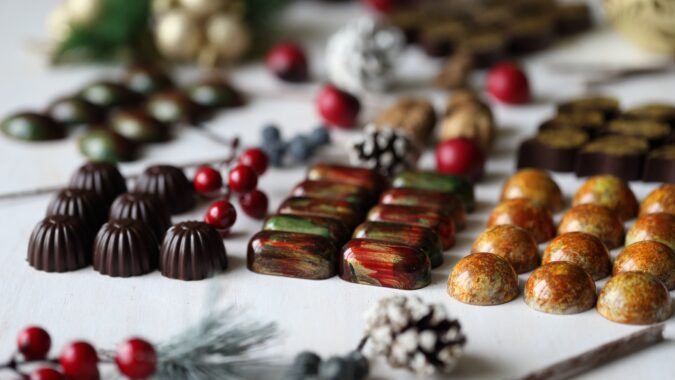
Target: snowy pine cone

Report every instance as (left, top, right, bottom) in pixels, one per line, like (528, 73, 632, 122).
(350, 124, 419, 177)
(363, 296, 466, 375)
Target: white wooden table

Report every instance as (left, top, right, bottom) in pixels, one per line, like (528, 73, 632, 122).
(0, 1, 673, 379)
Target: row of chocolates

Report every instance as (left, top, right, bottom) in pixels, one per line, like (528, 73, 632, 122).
(386, 0, 592, 66)
(247, 164, 475, 290)
(447, 169, 675, 325)
(517, 96, 675, 182)
(27, 162, 228, 281)
(1, 65, 242, 162)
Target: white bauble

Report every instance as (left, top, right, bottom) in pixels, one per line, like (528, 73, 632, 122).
(48, 4, 72, 42)
(153, 0, 178, 14)
(179, 0, 224, 17)
(155, 10, 203, 59)
(64, 0, 103, 25)
(206, 14, 250, 60)
(604, 0, 675, 54)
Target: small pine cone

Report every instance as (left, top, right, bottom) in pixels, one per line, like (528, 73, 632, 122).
(350, 125, 419, 177)
(363, 296, 466, 375)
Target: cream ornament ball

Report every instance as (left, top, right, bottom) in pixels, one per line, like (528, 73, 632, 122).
(64, 0, 103, 25)
(206, 14, 250, 60)
(179, 0, 225, 17)
(155, 10, 203, 59)
(604, 0, 675, 54)
(48, 4, 72, 42)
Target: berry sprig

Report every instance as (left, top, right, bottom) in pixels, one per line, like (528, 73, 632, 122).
(1, 326, 157, 380)
(193, 140, 271, 235)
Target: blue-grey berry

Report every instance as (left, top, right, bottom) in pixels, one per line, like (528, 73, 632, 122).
(262, 124, 281, 142)
(293, 351, 322, 375)
(261, 141, 286, 167)
(318, 356, 354, 380)
(346, 351, 369, 380)
(287, 137, 313, 163)
(307, 126, 330, 147)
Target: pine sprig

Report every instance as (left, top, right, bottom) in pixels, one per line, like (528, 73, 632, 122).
(151, 307, 279, 380)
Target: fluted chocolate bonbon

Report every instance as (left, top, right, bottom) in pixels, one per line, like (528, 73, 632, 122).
(93, 219, 159, 277)
(134, 165, 195, 214)
(109, 192, 172, 241)
(46, 188, 106, 231)
(160, 221, 228, 281)
(27, 215, 92, 272)
(69, 161, 128, 207)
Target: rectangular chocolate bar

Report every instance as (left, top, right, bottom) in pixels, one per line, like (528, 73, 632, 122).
(391, 170, 475, 211)
(263, 214, 350, 248)
(367, 204, 455, 249)
(379, 187, 466, 230)
(339, 239, 431, 290)
(247, 231, 337, 280)
(278, 196, 363, 229)
(291, 180, 372, 208)
(307, 164, 386, 196)
(353, 221, 443, 268)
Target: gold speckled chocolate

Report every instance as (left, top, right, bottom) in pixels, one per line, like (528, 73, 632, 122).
(543, 232, 611, 280)
(626, 212, 675, 251)
(500, 169, 564, 212)
(472, 224, 539, 274)
(597, 271, 672, 325)
(447, 252, 519, 306)
(640, 184, 675, 216)
(488, 199, 556, 243)
(524, 262, 596, 315)
(614, 241, 675, 290)
(572, 175, 639, 221)
(558, 204, 625, 249)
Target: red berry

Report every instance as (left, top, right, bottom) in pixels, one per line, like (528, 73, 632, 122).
(239, 190, 268, 219)
(266, 43, 309, 83)
(30, 368, 64, 380)
(17, 326, 51, 360)
(486, 62, 531, 104)
(238, 148, 269, 175)
(204, 200, 237, 231)
(114, 338, 157, 380)
(193, 165, 223, 196)
(362, 0, 410, 13)
(59, 341, 98, 380)
(228, 164, 258, 193)
(316, 84, 361, 129)
(435, 138, 485, 181)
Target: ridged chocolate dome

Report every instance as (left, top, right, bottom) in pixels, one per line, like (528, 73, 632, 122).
(134, 165, 195, 214)
(69, 162, 128, 207)
(27, 215, 92, 272)
(160, 221, 227, 281)
(109, 192, 171, 241)
(93, 219, 159, 277)
(46, 188, 106, 231)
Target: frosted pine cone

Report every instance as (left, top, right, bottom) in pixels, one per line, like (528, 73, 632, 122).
(350, 124, 419, 177)
(363, 296, 466, 375)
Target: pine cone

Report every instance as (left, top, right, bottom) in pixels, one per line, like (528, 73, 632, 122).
(350, 125, 419, 177)
(363, 296, 466, 375)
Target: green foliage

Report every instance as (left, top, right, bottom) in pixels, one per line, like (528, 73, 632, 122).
(51, 0, 155, 64)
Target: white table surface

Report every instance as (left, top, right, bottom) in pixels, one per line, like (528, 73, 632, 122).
(0, 1, 673, 379)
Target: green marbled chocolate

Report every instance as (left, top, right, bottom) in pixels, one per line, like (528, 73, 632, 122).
(353, 221, 443, 267)
(247, 230, 337, 280)
(379, 187, 467, 230)
(278, 196, 363, 229)
(1, 112, 65, 141)
(263, 214, 350, 247)
(292, 180, 372, 208)
(307, 164, 385, 196)
(392, 170, 475, 211)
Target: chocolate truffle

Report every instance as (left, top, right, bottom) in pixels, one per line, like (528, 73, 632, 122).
(160, 221, 228, 281)
(597, 272, 671, 325)
(558, 204, 624, 249)
(625, 213, 675, 251)
(1, 112, 65, 141)
(78, 129, 137, 163)
(93, 219, 159, 277)
(46, 188, 106, 231)
(640, 184, 675, 216)
(517, 128, 589, 172)
(145, 90, 200, 124)
(557, 96, 620, 120)
(108, 109, 169, 143)
(123, 65, 174, 96)
(614, 241, 675, 290)
(624, 103, 675, 128)
(77, 81, 140, 109)
(134, 165, 195, 214)
(471, 224, 539, 274)
(574, 136, 649, 181)
(186, 78, 241, 109)
(508, 16, 555, 54)
(643, 144, 675, 183)
(524, 262, 596, 315)
(27, 215, 92, 272)
(109, 192, 172, 241)
(572, 175, 638, 221)
(487, 199, 556, 243)
(539, 110, 606, 138)
(605, 119, 671, 148)
(543, 232, 611, 280)
(500, 169, 564, 212)
(69, 161, 128, 207)
(447, 252, 519, 306)
(46, 97, 103, 127)
(420, 21, 465, 57)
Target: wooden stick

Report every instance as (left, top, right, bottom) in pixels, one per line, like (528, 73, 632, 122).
(517, 324, 665, 380)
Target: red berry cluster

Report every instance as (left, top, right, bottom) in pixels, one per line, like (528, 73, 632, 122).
(5, 326, 157, 380)
(194, 148, 270, 235)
